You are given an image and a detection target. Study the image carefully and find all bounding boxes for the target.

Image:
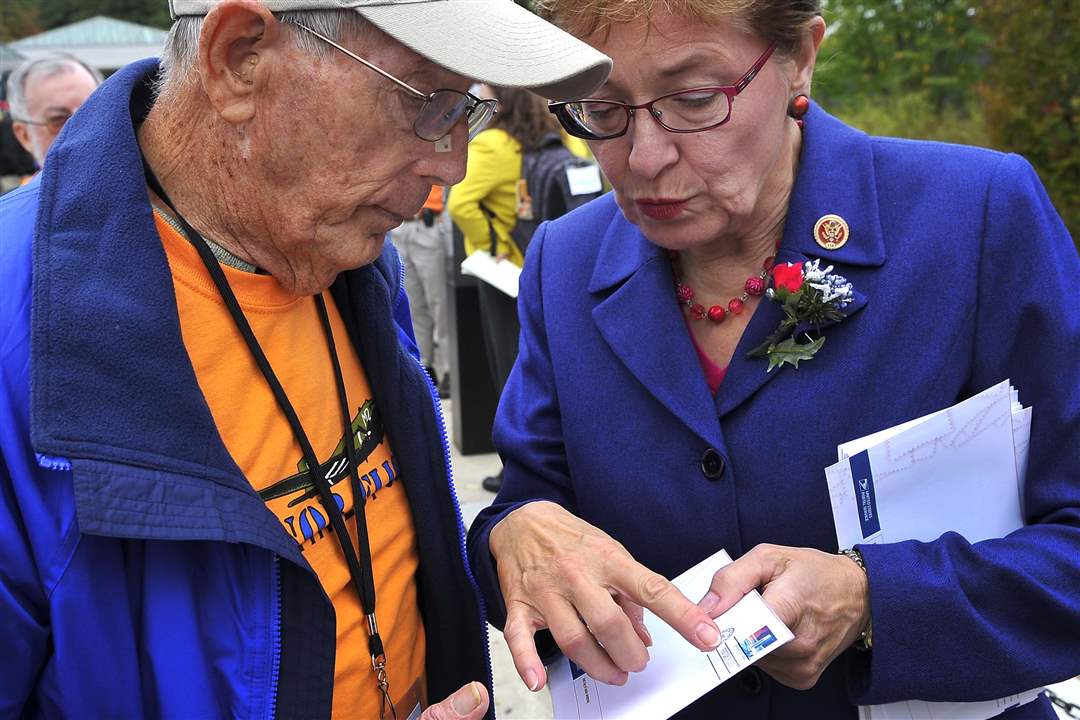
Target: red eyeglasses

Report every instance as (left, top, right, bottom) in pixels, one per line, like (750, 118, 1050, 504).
(549, 41, 777, 140)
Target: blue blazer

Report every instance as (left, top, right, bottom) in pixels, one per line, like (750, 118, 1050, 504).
(467, 103, 1080, 719)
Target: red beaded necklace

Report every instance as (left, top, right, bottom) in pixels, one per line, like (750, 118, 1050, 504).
(671, 249, 776, 323)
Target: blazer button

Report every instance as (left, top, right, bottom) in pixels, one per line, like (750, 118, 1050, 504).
(700, 448, 725, 479)
(739, 667, 764, 695)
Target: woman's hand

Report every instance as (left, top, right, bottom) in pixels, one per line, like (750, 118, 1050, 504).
(489, 501, 722, 692)
(700, 544, 870, 689)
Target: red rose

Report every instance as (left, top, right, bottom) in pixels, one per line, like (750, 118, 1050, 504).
(771, 262, 804, 293)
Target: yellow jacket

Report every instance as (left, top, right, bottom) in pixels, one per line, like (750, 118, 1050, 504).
(448, 128, 525, 267)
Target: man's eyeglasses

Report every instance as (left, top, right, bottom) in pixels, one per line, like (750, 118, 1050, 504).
(289, 21, 498, 143)
(549, 41, 777, 141)
(12, 113, 73, 134)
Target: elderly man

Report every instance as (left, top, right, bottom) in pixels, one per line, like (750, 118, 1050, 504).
(6, 53, 101, 169)
(0, 1, 608, 718)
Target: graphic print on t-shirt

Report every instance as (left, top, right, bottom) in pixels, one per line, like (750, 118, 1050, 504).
(258, 399, 398, 550)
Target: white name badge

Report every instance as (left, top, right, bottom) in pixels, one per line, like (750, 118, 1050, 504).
(566, 164, 603, 196)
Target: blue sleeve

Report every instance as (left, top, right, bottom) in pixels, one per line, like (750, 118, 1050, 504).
(0, 181, 52, 713)
(465, 222, 580, 634)
(0, 447, 51, 715)
(851, 154, 1080, 703)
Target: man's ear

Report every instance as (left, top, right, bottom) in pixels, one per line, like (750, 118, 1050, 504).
(198, 0, 282, 123)
(11, 122, 33, 156)
(790, 15, 826, 96)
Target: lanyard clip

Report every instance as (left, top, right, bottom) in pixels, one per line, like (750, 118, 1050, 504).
(373, 652, 396, 720)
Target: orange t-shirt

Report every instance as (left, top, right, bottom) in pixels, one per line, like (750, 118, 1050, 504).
(155, 212, 426, 719)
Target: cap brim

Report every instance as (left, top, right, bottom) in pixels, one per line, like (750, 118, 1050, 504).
(355, 0, 611, 100)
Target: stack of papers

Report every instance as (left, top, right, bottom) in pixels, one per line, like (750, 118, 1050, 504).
(825, 379, 1043, 719)
(547, 549, 793, 719)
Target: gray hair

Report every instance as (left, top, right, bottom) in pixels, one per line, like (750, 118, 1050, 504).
(156, 9, 370, 98)
(6, 53, 103, 120)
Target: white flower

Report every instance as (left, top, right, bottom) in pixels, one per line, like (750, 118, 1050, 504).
(803, 258, 854, 307)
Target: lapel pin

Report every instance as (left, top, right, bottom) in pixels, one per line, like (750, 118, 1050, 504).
(814, 214, 850, 250)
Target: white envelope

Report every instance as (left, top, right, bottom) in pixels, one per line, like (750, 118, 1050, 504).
(547, 549, 793, 720)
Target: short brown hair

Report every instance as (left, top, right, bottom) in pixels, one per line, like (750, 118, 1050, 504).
(535, 0, 821, 55)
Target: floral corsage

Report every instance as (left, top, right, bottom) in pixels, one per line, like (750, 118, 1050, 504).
(748, 259, 855, 372)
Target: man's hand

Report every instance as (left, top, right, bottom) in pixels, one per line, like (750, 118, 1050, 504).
(699, 544, 870, 690)
(489, 501, 722, 692)
(419, 681, 489, 720)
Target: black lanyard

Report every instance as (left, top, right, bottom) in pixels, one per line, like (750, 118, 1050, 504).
(144, 165, 396, 719)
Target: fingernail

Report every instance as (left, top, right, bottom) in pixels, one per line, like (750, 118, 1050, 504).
(452, 682, 482, 716)
(696, 622, 720, 648)
(698, 591, 721, 614)
(639, 623, 654, 647)
(524, 669, 540, 692)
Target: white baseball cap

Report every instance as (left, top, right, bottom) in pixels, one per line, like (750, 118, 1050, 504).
(168, 0, 611, 100)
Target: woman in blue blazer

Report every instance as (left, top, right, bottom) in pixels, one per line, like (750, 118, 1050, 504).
(466, 1, 1080, 718)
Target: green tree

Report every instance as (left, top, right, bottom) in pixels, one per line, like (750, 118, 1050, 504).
(0, 0, 42, 42)
(814, 0, 987, 114)
(979, 0, 1079, 240)
(36, 0, 171, 31)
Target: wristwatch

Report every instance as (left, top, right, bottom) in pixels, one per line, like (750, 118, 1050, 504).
(839, 548, 873, 651)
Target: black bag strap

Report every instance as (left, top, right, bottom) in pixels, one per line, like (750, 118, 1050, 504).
(479, 201, 499, 256)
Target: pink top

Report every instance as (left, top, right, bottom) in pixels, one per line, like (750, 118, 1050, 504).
(687, 326, 728, 393)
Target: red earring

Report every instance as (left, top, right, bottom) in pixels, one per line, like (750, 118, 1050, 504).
(788, 93, 810, 129)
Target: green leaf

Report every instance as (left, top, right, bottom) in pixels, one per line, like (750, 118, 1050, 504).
(747, 318, 797, 358)
(765, 336, 826, 373)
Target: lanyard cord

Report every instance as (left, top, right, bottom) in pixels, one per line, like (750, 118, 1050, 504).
(143, 164, 395, 719)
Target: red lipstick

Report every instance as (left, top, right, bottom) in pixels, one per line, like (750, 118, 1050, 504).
(636, 199, 688, 220)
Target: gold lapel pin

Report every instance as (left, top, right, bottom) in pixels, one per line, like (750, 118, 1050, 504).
(814, 214, 850, 250)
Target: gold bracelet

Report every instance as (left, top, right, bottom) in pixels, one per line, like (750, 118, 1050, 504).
(839, 548, 873, 651)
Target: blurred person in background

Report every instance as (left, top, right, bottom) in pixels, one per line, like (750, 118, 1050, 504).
(6, 53, 101, 172)
(448, 85, 565, 494)
(391, 185, 452, 397)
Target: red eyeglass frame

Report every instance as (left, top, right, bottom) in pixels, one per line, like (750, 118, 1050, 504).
(550, 40, 778, 140)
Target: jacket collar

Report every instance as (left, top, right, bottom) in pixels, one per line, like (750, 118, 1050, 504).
(589, 102, 882, 440)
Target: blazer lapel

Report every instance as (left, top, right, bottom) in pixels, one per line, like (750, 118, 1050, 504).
(590, 219, 721, 446)
(717, 102, 886, 418)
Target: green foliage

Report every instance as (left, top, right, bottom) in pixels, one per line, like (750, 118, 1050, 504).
(35, 0, 171, 31)
(765, 337, 826, 373)
(830, 91, 990, 147)
(0, 0, 41, 42)
(815, 0, 988, 114)
(978, 0, 1079, 242)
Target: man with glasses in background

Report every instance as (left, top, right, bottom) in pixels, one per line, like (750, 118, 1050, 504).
(0, 2, 608, 719)
(6, 53, 101, 173)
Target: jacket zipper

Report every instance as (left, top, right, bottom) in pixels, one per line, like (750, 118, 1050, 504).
(267, 554, 283, 720)
(414, 352, 495, 711)
(398, 253, 495, 711)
